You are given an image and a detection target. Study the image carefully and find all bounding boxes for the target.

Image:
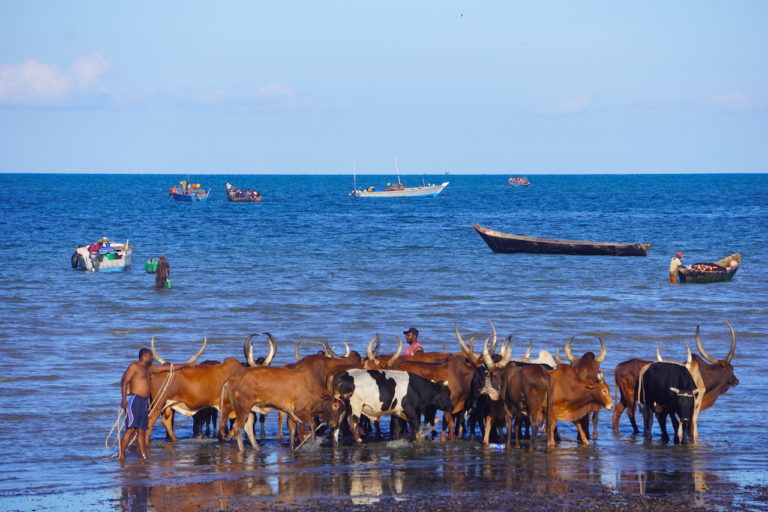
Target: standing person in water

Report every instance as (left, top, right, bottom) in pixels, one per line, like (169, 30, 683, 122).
(155, 255, 170, 289)
(117, 348, 195, 460)
(403, 327, 424, 356)
(669, 251, 684, 283)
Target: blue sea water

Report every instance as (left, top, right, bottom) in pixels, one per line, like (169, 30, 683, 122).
(0, 173, 766, 510)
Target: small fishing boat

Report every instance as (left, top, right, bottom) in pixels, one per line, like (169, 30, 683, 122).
(72, 239, 134, 272)
(508, 176, 530, 187)
(350, 180, 449, 198)
(225, 182, 262, 202)
(472, 224, 651, 256)
(677, 254, 740, 284)
(169, 179, 209, 202)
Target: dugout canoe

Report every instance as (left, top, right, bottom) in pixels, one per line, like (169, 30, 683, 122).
(472, 224, 651, 256)
(677, 253, 740, 284)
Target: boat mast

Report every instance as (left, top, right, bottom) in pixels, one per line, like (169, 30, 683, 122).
(394, 156, 401, 185)
(353, 162, 357, 190)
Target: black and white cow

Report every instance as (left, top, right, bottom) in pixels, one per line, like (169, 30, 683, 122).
(332, 369, 453, 444)
(640, 362, 700, 444)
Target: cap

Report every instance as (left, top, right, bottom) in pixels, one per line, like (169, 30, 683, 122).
(403, 327, 419, 336)
(675, 252, 683, 258)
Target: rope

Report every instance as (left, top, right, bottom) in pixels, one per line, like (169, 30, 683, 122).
(103, 364, 176, 459)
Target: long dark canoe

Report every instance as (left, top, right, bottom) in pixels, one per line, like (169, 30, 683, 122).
(678, 253, 740, 284)
(472, 224, 651, 256)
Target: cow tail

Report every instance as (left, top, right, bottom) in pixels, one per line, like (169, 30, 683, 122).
(219, 382, 230, 438)
(546, 371, 554, 450)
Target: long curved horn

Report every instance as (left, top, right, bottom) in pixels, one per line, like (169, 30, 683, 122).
(244, 334, 258, 367)
(151, 336, 167, 365)
(497, 338, 513, 369)
(656, 344, 663, 362)
(295, 341, 302, 361)
(186, 336, 207, 363)
(373, 335, 381, 358)
(343, 342, 350, 357)
(724, 321, 736, 364)
(387, 336, 403, 367)
(442, 343, 448, 354)
(524, 342, 533, 360)
(455, 324, 474, 360)
(694, 325, 718, 364)
(488, 320, 498, 354)
(554, 349, 562, 365)
(596, 337, 607, 363)
(564, 337, 576, 363)
(482, 336, 495, 371)
(325, 342, 342, 359)
(262, 332, 277, 366)
(367, 334, 380, 362)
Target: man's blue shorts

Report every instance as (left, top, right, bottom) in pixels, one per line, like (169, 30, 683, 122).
(126, 394, 149, 430)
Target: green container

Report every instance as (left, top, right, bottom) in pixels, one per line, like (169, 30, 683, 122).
(106, 252, 117, 260)
(145, 260, 158, 273)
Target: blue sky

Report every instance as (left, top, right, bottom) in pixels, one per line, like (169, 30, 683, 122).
(0, 1, 765, 174)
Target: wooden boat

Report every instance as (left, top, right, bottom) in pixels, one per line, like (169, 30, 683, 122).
(72, 240, 134, 272)
(677, 254, 740, 284)
(169, 179, 209, 202)
(472, 224, 651, 256)
(225, 182, 262, 202)
(350, 181, 449, 198)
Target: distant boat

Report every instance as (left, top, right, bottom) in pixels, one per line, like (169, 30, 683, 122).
(472, 224, 651, 256)
(350, 181, 449, 198)
(72, 239, 133, 272)
(225, 182, 262, 202)
(508, 176, 530, 187)
(169, 179, 209, 202)
(677, 254, 740, 283)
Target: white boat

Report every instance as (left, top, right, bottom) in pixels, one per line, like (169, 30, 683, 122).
(72, 240, 134, 272)
(350, 181, 449, 198)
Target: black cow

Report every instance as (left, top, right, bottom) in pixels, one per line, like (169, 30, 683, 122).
(332, 369, 453, 444)
(640, 362, 700, 444)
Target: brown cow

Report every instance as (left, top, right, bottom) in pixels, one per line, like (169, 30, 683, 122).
(612, 322, 738, 433)
(220, 365, 345, 451)
(147, 334, 274, 443)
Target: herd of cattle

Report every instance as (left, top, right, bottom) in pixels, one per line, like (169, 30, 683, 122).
(144, 321, 738, 453)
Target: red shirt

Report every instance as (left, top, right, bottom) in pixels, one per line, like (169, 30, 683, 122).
(404, 342, 423, 356)
(87, 243, 100, 254)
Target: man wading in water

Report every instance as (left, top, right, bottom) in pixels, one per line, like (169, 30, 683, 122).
(155, 255, 170, 289)
(117, 348, 195, 460)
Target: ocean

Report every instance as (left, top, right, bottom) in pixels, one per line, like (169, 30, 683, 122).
(0, 173, 766, 510)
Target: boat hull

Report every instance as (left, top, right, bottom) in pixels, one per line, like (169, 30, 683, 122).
(227, 194, 262, 202)
(74, 246, 133, 272)
(472, 224, 651, 256)
(678, 254, 740, 283)
(172, 192, 208, 202)
(351, 182, 449, 198)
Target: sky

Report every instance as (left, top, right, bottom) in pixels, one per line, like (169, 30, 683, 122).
(0, 1, 766, 174)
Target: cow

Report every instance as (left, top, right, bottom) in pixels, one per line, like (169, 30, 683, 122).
(331, 369, 453, 444)
(220, 364, 345, 451)
(612, 322, 738, 434)
(147, 334, 274, 443)
(480, 339, 552, 451)
(639, 361, 701, 444)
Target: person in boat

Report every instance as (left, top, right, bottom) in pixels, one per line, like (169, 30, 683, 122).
(87, 240, 103, 270)
(117, 347, 196, 460)
(669, 251, 684, 283)
(155, 255, 170, 290)
(99, 238, 114, 255)
(403, 327, 424, 356)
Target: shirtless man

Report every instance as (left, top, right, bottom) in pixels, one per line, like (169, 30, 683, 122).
(117, 348, 195, 460)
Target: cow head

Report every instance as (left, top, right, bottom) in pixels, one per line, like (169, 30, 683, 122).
(431, 380, 454, 412)
(668, 385, 701, 443)
(695, 321, 739, 389)
(319, 396, 346, 428)
(472, 363, 500, 401)
(586, 380, 614, 411)
(565, 336, 606, 384)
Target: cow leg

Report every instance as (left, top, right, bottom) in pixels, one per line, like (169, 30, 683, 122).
(244, 413, 259, 450)
(277, 411, 285, 440)
(259, 413, 266, 438)
(611, 399, 625, 433)
(211, 409, 218, 438)
(504, 414, 513, 449)
(574, 420, 590, 445)
(162, 408, 178, 442)
(408, 410, 421, 442)
(656, 410, 670, 443)
(627, 403, 641, 434)
(578, 415, 591, 441)
(287, 419, 297, 449)
(591, 411, 599, 440)
(670, 414, 682, 445)
(482, 415, 493, 445)
(444, 411, 455, 441)
(350, 415, 363, 445)
(642, 403, 653, 441)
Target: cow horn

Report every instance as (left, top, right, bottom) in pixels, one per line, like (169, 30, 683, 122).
(244, 333, 258, 367)
(554, 349, 562, 365)
(387, 336, 403, 367)
(498, 336, 509, 359)
(295, 341, 302, 361)
(564, 337, 576, 363)
(367, 334, 380, 362)
(686, 343, 692, 364)
(724, 320, 736, 364)
(524, 342, 533, 360)
(442, 343, 448, 354)
(150, 336, 167, 365)
(695, 325, 717, 364)
(343, 342, 350, 357)
(455, 324, 476, 361)
(186, 336, 207, 363)
(488, 320, 498, 355)
(656, 344, 663, 362)
(596, 337, 607, 363)
(325, 342, 342, 359)
(497, 337, 513, 369)
(482, 336, 495, 371)
(373, 334, 382, 358)
(262, 332, 277, 366)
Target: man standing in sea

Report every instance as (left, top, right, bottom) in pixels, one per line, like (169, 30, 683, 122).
(117, 348, 195, 460)
(155, 255, 170, 290)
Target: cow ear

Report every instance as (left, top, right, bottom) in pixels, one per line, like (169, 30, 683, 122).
(669, 387, 680, 394)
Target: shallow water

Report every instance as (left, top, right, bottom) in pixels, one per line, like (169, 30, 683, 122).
(0, 173, 766, 510)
